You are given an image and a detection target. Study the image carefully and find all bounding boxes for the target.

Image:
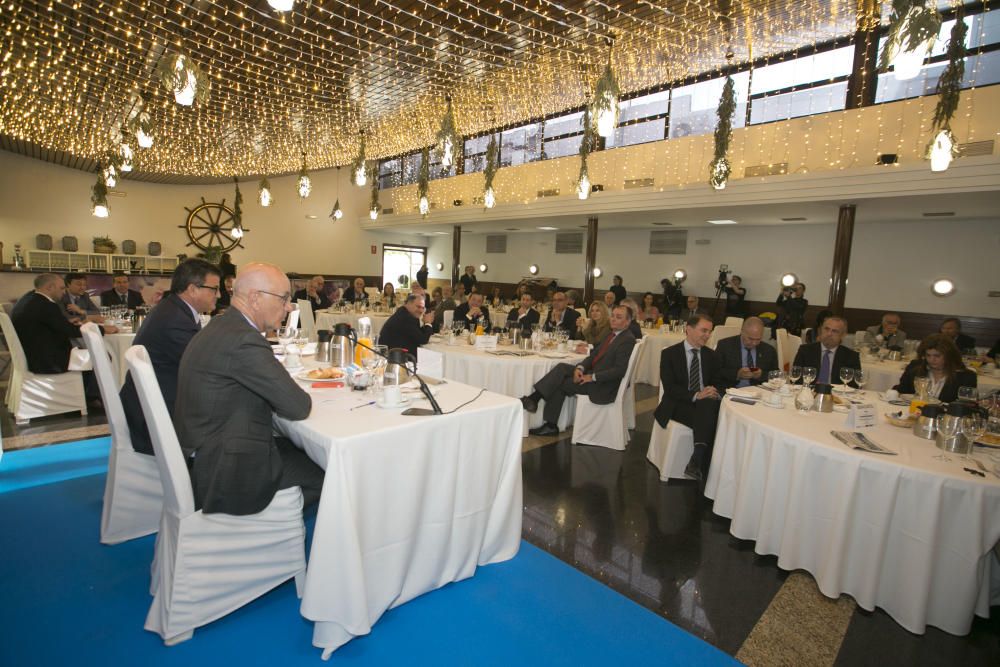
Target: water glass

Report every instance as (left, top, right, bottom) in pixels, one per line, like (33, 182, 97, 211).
(839, 367, 855, 390)
(277, 326, 297, 349)
(853, 368, 868, 392)
(802, 366, 817, 385)
(958, 386, 979, 403)
(789, 366, 803, 385)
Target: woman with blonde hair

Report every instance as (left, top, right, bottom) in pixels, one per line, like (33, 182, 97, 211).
(578, 300, 611, 345)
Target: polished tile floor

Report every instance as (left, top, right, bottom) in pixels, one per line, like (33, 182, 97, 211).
(3, 383, 999, 665)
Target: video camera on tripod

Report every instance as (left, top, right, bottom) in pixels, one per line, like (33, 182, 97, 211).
(716, 264, 730, 289)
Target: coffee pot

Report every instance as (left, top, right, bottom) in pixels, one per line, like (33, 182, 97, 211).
(316, 329, 332, 364)
(912, 402, 944, 440)
(330, 323, 354, 368)
(813, 383, 834, 413)
(383, 347, 411, 386)
(935, 401, 978, 454)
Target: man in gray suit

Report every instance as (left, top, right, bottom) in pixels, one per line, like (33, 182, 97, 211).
(174, 262, 324, 516)
(520, 305, 637, 436)
(864, 312, 906, 349)
(716, 317, 779, 389)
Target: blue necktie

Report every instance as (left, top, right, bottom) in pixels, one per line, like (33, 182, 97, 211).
(738, 347, 754, 388)
(819, 349, 833, 384)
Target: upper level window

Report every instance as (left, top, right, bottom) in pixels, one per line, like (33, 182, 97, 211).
(669, 72, 749, 139)
(605, 90, 669, 148)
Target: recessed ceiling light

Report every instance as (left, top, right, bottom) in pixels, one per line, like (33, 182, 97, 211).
(922, 211, 955, 217)
(305, 214, 318, 219)
(537, 226, 558, 231)
(652, 222, 673, 226)
(931, 278, 955, 296)
(707, 219, 738, 225)
(781, 217, 807, 222)
(434, 231, 448, 235)
(505, 228, 519, 231)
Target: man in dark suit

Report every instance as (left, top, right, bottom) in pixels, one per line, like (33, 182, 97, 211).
(520, 305, 637, 436)
(452, 292, 491, 331)
(213, 274, 234, 313)
(939, 317, 976, 353)
(61, 273, 103, 322)
(342, 277, 369, 304)
(542, 291, 581, 338)
(292, 275, 332, 313)
(101, 274, 145, 309)
(792, 315, 861, 386)
(432, 284, 458, 332)
(716, 317, 779, 389)
(120, 258, 221, 456)
(378, 293, 435, 353)
(174, 262, 324, 516)
(654, 314, 724, 481)
(506, 292, 540, 332)
(680, 296, 704, 321)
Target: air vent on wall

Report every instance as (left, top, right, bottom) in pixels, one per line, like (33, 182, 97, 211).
(652, 222, 672, 226)
(694, 239, 711, 245)
(107, 191, 127, 198)
(555, 232, 584, 254)
(781, 217, 807, 221)
(624, 177, 654, 189)
(486, 234, 507, 253)
(744, 162, 788, 178)
(537, 188, 561, 198)
(649, 230, 688, 255)
(382, 207, 394, 215)
(959, 140, 994, 157)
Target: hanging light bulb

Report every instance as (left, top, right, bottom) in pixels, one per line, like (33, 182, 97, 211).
(929, 129, 956, 172)
(352, 131, 368, 186)
(119, 143, 133, 172)
(889, 6, 937, 80)
(354, 164, 368, 187)
(103, 163, 118, 188)
(484, 187, 496, 209)
(231, 223, 244, 239)
(258, 178, 273, 207)
(419, 196, 430, 216)
(91, 168, 109, 218)
(266, 0, 294, 10)
(436, 96, 458, 169)
(369, 205, 380, 221)
(577, 173, 591, 200)
(297, 153, 311, 199)
(173, 56, 197, 106)
(592, 37, 620, 139)
(594, 89, 618, 138)
(331, 199, 343, 220)
(135, 111, 153, 148)
(709, 157, 730, 190)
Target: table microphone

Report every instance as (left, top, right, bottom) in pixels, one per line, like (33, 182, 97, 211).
(346, 328, 443, 415)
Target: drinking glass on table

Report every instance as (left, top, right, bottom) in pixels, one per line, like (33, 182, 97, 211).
(933, 416, 961, 462)
(961, 415, 986, 445)
(958, 386, 979, 403)
(789, 365, 803, 385)
(802, 366, 817, 385)
(853, 368, 868, 393)
(277, 326, 297, 351)
(767, 370, 784, 390)
(839, 367, 855, 392)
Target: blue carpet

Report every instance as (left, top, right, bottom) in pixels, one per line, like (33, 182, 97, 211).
(0, 436, 111, 493)
(0, 442, 738, 666)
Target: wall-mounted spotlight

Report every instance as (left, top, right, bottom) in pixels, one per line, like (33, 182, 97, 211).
(931, 278, 955, 296)
(529, 264, 539, 275)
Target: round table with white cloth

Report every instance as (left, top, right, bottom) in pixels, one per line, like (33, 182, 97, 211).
(315, 311, 391, 337)
(632, 330, 686, 387)
(704, 392, 1000, 636)
(422, 341, 585, 434)
(860, 357, 1000, 395)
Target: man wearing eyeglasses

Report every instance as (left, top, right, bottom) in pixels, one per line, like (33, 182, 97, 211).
(174, 262, 324, 516)
(120, 258, 221, 456)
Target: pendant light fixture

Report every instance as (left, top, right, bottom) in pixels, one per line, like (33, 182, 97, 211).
(592, 36, 620, 139)
(91, 166, 110, 218)
(297, 152, 312, 199)
(352, 131, 367, 187)
(266, 0, 295, 11)
(436, 96, 458, 169)
(258, 178, 273, 207)
(881, 1, 941, 81)
(231, 176, 245, 239)
(483, 133, 498, 209)
(330, 167, 343, 221)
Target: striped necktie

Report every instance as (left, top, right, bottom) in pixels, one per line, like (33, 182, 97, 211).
(689, 348, 701, 391)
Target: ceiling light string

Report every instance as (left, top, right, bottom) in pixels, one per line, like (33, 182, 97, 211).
(531, 0, 699, 44)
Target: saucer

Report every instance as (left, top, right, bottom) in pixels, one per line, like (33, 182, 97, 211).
(376, 396, 411, 409)
(832, 404, 849, 413)
(832, 386, 857, 394)
(762, 400, 785, 410)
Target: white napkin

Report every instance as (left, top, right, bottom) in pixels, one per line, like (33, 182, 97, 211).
(726, 386, 761, 400)
(68, 348, 92, 371)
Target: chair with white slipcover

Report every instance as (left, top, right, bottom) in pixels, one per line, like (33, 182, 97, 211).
(646, 384, 695, 481)
(570, 340, 643, 450)
(285, 307, 300, 332)
(81, 323, 162, 544)
(297, 299, 316, 340)
(723, 317, 744, 328)
(0, 311, 87, 424)
(125, 345, 306, 646)
(707, 325, 740, 350)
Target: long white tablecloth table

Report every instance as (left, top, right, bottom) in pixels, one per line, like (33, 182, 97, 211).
(632, 330, 686, 387)
(422, 341, 585, 434)
(705, 393, 1000, 635)
(315, 311, 391, 337)
(861, 357, 1000, 395)
(273, 376, 523, 658)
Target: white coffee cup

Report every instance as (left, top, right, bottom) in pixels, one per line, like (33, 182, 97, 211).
(768, 393, 783, 407)
(885, 389, 899, 400)
(382, 385, 402, 406)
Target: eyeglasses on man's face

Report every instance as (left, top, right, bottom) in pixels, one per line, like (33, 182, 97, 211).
(258, 289, 291, 304)
(196, 284, 220, 294)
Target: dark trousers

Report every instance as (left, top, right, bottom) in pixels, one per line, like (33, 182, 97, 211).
(669, 398, 721, 450)
(534, 362, 600, 424)
(275, 437, 325, 509)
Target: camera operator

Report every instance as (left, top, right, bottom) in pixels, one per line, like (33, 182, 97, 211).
(775, 282, 808, 336)
(661, 277, 684, 320)
(715, 273, 747, 318)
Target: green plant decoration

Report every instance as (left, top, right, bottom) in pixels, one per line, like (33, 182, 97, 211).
(483, 133, 499, 208)
(352, 131, 367, 186)
(156, 52, 211, 106)
(878, 0, 942, 73)
(709, 76, 736, 189)
(435, 96, 458, 168)
(418, 146, 430, 208)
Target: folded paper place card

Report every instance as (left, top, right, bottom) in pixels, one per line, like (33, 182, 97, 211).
(474, 335, 498, 351)
(846, 403, 877, 429)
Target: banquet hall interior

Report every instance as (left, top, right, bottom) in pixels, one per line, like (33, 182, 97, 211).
(1, 0, 999, 664)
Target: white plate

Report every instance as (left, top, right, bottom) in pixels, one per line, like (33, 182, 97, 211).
(832, 386, 857, 394)
(296, 369, 345, 383)
(376, 396, 411, 409)
(762, 400, 785, 410)
(877, 392, 900, 402)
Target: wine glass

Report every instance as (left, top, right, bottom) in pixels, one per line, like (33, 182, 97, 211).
(277, 326, 297, 351)
(958, 386, 979, 403)
(802, 366, 817, 385)
(789, 365, 803, 385)
(839, 367, 855, 392)
(767, 370, 783, 389)
(933, 416, 961, 462)
(854, 368, 868, 393)
(961, 415, 985, 446)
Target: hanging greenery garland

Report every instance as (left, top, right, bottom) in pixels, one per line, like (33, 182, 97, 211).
(435, 96, 458, 169)
(156, 52, 211, 106)
(352, 131, 367, 186)
(591, 39, 620, 138)
(232, 176, 244, 239)
(878, 0, 942, 73)
(369, 165, 380, 219)
(418, 146, 430, 216)
(90, 167, 110, 217)
(927, 13, 967, 170)
(577, 106, 595, 199)
(709, 76, 736, 189)
(483, 133, 499, 209)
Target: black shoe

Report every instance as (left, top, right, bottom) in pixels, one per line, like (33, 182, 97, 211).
(683, 459, 703, 482)
(520, 396, 538, 413)
(528, 423, 559, 436)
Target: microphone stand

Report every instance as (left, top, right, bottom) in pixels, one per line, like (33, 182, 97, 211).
(346, 327, 443, 416)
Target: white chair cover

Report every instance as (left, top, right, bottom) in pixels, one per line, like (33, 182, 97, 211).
(0, 311, 86, 424)
(571, 341, 643, 450)
(125, 345, 307, 646)
(81, 323, 162, 545)
(442, 309, 454, 329)
(775, 328, 788, 371)
(724, 317, 745, 328)
(646, 385, 695, 480)
(785, 333, 802, 371)
(707, 325, 740, 350)
(285, 307, 300, 331)
(297, 299, 316, 341)
(416, 347, 444, 379)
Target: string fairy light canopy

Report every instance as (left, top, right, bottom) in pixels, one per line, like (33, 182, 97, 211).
(0, 0, 864, 183)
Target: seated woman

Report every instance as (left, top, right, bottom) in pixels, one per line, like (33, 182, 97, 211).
(894, 334, 977, 402)
(636, 292, 661, 323)
(489, 286, 505, 308)
(577, 301, 611, 346)
(427, 286, 442, 313)
(381, 282, 396, 308)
